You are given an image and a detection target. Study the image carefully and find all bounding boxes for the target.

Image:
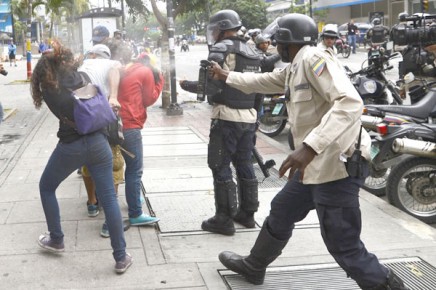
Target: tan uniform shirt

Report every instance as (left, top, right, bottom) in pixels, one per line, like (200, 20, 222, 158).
(211, 52, 257, 123)
(317, 42, 338, 57)
(226, 45, 371, 184)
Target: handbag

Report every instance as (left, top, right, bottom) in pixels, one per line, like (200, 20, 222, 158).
(72, 84, 116, 135)
(106, 112, 125, 146)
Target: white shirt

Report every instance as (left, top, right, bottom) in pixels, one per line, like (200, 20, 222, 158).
(78, 58, 121, 98)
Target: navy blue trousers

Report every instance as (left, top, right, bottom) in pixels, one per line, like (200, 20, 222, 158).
(208, 119, 256, 182)
(267, 170, 389, 288)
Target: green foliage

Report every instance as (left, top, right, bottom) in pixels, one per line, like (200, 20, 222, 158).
(287, 0, 329, 22)
(211, 0, 269, 29)
(175, 11, 207, 36)
(125, 14, 161, 42)
(114, 0, 150, 22)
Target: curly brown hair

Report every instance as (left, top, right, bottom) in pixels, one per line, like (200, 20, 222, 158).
(30, 44, 79, 109)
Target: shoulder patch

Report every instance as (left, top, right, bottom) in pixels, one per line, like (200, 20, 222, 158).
(311, 57, 326, 77)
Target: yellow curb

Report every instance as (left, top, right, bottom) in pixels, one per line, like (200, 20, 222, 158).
(2, 108, 17, 121)
(6, 80, 30, 85)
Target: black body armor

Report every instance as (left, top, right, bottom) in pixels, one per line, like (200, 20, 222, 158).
(208, 38, 261, 109)
(371, 26, 386, 44)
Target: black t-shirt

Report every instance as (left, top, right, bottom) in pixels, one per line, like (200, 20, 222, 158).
(42, 70, 85, 143)
(348, 23, 358, 36)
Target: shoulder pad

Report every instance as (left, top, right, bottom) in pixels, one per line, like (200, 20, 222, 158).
(237, 41, 262, 60)
(209, 42, 229, 53)
(220, 39, 235, 47)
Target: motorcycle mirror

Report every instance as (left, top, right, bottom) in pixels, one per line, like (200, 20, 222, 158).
(404, 72, 415, 84)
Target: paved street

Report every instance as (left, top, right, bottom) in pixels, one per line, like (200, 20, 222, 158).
(0, 48, 435, 289)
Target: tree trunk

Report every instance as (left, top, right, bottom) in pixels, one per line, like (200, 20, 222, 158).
(160, 27, 171, 109)
(150, 0, 171, 109)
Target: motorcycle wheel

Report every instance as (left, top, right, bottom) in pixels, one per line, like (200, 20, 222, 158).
(362, 166, 390, 196)
(342, 47, 351, 58)
(386, 156, 436, 224)
(258, 111, 287, 137)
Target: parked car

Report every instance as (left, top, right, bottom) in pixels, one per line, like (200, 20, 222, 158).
(338, 22, 372, 48)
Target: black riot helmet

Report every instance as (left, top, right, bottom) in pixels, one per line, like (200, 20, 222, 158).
(207, 10, 242, 45)
(372, 18, 381, 26)
(398, 12, 408, 22)
(255, 34, 270, 45)
(264, 13, 318, 45)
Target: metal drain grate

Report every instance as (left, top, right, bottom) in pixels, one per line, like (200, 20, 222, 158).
(220, 257, 436, 290)
(232, 164, 287, 189)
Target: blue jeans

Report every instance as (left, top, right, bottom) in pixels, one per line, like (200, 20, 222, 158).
(348, 34, 356, 53)
(121, 129, 143, 218)
(39, 131, 126, 262)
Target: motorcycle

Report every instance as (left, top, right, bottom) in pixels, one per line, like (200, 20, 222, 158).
(367, 41, 392, 66)
(345, 52, 403, 105)
(258, 95, 288, 137)
(361, 79, 436, 196)
(382, 124, 436, 224)
(335, 34, 351, 58)
(361, 122, 418, 196)
(365, 79, 436, 125)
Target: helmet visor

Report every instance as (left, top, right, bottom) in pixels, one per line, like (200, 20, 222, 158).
(206, 23, 220, 46)
(262, 17, 280, 41)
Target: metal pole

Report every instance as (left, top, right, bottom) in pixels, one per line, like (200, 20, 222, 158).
(166, 0, 183, 116)
(26, 0, 32, 81)
(309, 0, 313, 18)
(121, 0, 125, 37)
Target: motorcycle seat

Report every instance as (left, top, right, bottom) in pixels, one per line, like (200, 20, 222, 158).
(365, 90, 436, 119)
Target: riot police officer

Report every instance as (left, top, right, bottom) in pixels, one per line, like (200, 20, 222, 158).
(180, 10, 262, 236)
(366, 18, 390, 46)
(247, 28, 261, 48)
(209, 13, 409, 289)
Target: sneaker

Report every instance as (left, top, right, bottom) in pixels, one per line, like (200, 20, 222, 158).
(100, 220, 132, 238)
(87, 201, 99, 217)
(38, 233, 65, 252)
(100, 223, 110, 238)
(129, 213, 160, 226)
(115, 253, 133, 274)
(139, 194, 145, 205)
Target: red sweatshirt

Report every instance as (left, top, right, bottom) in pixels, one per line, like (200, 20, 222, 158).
(118, 63, 163, 129)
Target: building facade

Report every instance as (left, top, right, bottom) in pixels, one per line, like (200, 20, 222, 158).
(266, 0, 436, 27)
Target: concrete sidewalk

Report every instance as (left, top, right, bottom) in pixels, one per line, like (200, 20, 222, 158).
(0, 62, 436, 289)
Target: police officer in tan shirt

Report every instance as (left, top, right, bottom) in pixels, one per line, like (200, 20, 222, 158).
(210, 14, 409, 290)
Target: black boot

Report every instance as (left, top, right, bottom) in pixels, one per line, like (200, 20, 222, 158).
(233, 210, 255, 228)
(363, 269, 409, 290)
(218, 219, 288, 285)
(234, 178, 258, 228)
(202, 180, 237, 236)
